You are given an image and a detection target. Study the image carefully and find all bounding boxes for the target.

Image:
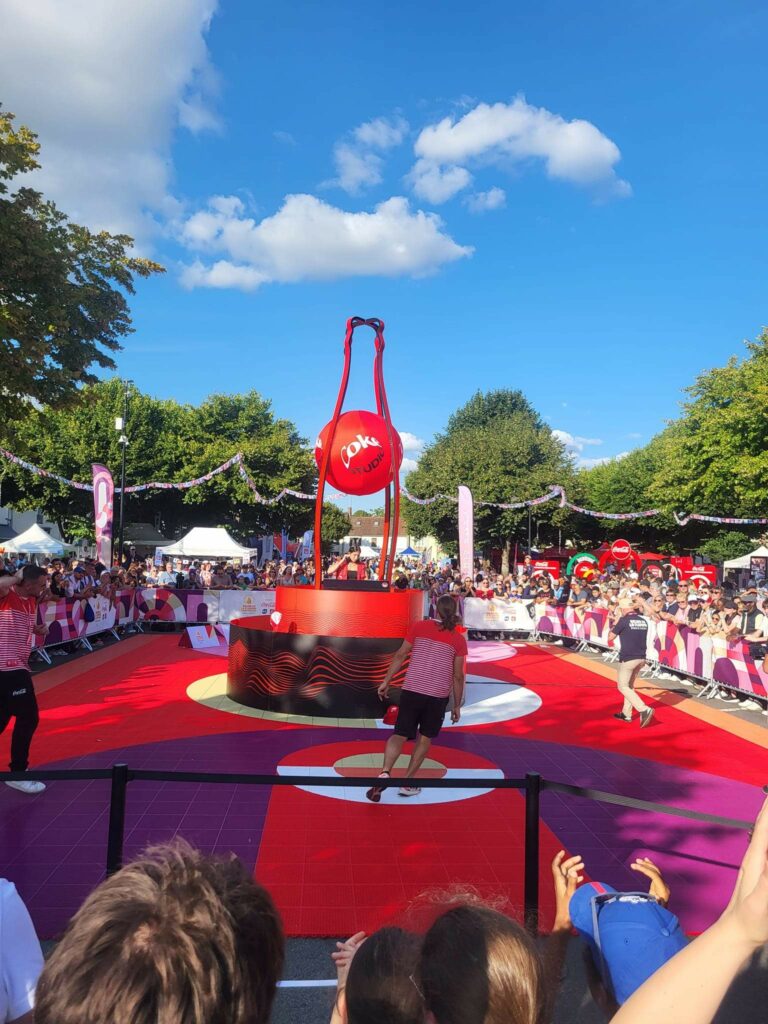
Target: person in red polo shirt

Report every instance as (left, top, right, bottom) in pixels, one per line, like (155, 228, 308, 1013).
(0, 565, 49, 794)
(366, 595, 467, 801)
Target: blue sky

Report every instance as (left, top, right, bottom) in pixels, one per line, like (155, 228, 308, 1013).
(2, 1, 766, 474)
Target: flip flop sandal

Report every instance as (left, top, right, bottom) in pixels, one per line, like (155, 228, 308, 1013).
(366, 770, 391, 798)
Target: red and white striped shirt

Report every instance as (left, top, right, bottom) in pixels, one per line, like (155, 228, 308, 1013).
(402, 619, 468, 698)
(0, 589, 37, 672)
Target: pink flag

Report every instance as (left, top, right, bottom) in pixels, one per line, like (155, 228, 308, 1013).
(458, 485, 474, 582)
(92, 464, 114, 566)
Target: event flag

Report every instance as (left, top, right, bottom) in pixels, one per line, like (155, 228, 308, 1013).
(458, 486, 474, 582)
(91, 464, 114, 567)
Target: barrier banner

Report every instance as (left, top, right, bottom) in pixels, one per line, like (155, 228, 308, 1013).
(527, 607, 768, 700)
(115, 589, 136, 626)
(134, 588, 219, 623)
(36, 597, 88, 646)
(86, 595, 116, 636)
(463, 597, 535, 632)
(217, 589, 277, 623)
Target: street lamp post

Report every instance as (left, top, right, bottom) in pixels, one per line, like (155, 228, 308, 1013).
(115, 383, 130, 567)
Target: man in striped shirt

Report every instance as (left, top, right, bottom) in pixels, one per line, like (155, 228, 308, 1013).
(366, 595, 467, 801)
(0, 565, 49, 794)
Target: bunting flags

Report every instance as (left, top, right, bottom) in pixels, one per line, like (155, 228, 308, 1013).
(2, 445, 767, 524)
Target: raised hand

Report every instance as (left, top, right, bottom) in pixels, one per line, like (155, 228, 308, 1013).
(631, 856, 671, 906)
(331, 930, 366, 988)
(551, 850, 585, 929)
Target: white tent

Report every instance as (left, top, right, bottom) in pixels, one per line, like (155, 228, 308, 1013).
(158, 527, 256, 560)
(2, 523, 69, 555)
(723, 544, 768, 570)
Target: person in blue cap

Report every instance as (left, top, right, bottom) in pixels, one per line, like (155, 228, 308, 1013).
(569, 856, 687, 1010)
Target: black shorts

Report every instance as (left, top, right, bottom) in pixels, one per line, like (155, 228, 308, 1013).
(394, 689, 448, 740)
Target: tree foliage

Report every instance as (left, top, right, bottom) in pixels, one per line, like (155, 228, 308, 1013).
(320, 503, 352, 547)
(0, 108, 163, 419)
(697, 530, 755, 565)
(577, 330, 768, 553)
(402, 391, 576, 558)
(0, 379, 316, 541)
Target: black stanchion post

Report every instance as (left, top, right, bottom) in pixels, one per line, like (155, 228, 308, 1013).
(106, 763, 129, 876)
(524, 771, 541, 933)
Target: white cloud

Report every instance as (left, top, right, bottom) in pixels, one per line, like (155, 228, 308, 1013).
(409, 96, 631, 204)
(579, 451, 630, 469)
(464, 187, 506, 213)
(273, 130, 297, 146)
(626, 432, 642, 439)
(329, 144, 384, 193)
(552, 429, 603, 454)
(179, 193, 472, 290)
(179, 260, 268, 291)
(327, 115, 409, 194)
(0, 0, 220, 244)
(553, 429, 612, 467)
(408, 159, 473, 203)
(398, 431, 426, 477)
(354, 116, 409, 150)
(398, 431, 427, 453)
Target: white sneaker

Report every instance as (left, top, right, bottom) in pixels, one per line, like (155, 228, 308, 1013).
(738, 699, 762, 711)
(5, 779, 46, 794)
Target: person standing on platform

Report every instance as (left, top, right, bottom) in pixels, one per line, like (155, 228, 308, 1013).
(609, 598, 654, 727)
(366, 595, 466, 801)
(327, 549, 366, 582)
(0, 565, 49, 794)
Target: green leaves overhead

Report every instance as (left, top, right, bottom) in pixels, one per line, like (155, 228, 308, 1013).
(0, 108, 163, 419)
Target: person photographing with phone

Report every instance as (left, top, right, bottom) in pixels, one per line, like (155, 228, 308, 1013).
(366, 595, 466, 802)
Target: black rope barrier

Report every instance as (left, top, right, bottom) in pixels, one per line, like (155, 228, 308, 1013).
(542, 780, 754, 831)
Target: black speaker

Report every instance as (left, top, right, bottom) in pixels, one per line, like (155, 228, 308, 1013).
(322, 579, 391, 592)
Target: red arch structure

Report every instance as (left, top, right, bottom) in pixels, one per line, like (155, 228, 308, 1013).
(313, 318, 401, 586)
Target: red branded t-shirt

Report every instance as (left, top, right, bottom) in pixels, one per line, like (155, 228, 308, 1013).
(402, 619, 468, 698)
(0, 589, 37, 671)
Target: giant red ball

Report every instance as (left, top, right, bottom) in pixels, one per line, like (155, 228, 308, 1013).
(314, 410, 403, 495)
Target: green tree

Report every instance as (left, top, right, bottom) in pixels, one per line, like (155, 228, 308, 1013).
(647, 331, 768, 517)
(320, 503, 352, 549)
(0, 108, 163, 419)
(697, 531, 756, 565)
(402, 392, 576, 572)
(0, 380, 316, 541)
(576, 429, 682, 549)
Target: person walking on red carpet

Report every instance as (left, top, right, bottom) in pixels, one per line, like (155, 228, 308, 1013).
(609, 597, 654, 728)
(366, 595, 466, 801)
(0, 565, 49, 794)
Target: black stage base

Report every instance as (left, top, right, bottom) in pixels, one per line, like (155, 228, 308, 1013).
(228, 622, 406, 718)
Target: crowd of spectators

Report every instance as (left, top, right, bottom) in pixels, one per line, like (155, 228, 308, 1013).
(3, 797, 767, 1024)
(3, 548, 767, 712)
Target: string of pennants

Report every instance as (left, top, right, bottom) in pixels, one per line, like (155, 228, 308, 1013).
(1, 445, 767, 525)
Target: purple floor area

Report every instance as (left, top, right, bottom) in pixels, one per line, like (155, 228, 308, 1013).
(1, 728, 759, 938)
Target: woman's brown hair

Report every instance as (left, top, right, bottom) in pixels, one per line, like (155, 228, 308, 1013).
(344, 927, 423, 1024)
(435, 594, 461, 631)
(34, 840, 285, 1024)
(419, 905, 545, 1024)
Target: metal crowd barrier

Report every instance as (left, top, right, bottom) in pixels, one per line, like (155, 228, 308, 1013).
(0, 766, 755, 933)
